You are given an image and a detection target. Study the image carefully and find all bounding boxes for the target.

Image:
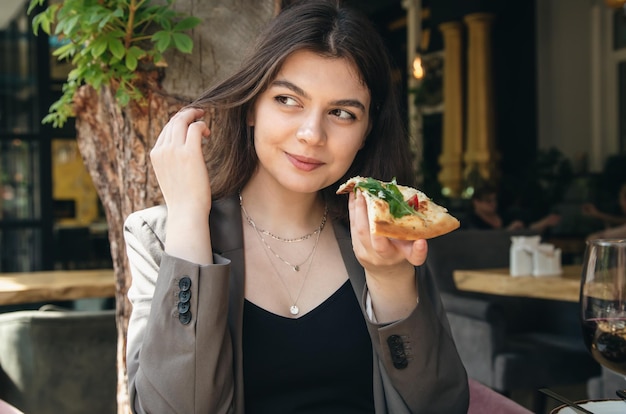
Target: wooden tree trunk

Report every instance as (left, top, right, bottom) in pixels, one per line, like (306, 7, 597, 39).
(73, 74, 178, 412)
(70, 1, 275, 412)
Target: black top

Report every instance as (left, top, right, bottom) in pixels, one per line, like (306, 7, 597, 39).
(242, 280, 375, 414)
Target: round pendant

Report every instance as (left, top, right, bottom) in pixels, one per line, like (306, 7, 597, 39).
(290, 305, 299, 315)
(293, 265, 300, 272)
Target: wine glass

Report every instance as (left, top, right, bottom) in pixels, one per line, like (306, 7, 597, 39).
(580, 239, 626, 378)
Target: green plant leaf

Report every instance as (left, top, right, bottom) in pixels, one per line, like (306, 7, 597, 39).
(174, 16, 201, 31)
(91, 69, 110, 89)
(109, 55, 122, 66)
(52, 42, 76, 60)
(127, 46, 145, 60)
(108, 38, 125, 60)
(172, 33, 193, 53)
(27, 0, 45, 15)
(90, 37, 108, 57)
(154, 13, 174, 30)
(152, 52, 165, 66)
(117, 89, 130, 106)
(31, 7, 56, 35)
(67, 66, 84, 81)
(125, 53, 138, 71)
(152, 31, 172, 52)
(63, 14, 80, 35)
(111, 7, 124, 19)
(27, 0, 202, 127)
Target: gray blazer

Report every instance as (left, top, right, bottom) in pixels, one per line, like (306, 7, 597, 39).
(124, 195, 469, 414)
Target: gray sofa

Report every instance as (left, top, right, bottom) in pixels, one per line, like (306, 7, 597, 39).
(0, 307, 117, 414)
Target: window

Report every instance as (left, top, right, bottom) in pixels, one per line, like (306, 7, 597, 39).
(0, 1, 52, 271)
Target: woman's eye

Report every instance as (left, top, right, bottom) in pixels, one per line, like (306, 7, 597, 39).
(330, 108, 356, 120)
(275, 95, 298, 106)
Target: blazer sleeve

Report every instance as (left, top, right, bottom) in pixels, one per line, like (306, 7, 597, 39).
(364, 265, 470, 414)
(124, 207, 234, 414)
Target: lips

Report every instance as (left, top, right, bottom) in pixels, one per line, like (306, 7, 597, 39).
(286, 152, 324, 172)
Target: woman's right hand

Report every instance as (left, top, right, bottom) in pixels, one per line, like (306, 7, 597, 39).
(150, 108, 212, 217)
(151, 108, 215, 264)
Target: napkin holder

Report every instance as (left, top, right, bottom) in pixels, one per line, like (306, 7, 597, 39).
(510, 236, 541, 276)
(532, 243, 562, 276)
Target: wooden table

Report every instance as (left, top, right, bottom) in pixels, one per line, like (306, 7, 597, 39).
(0, 269, 115, 306)
(453, 264, 583, 303)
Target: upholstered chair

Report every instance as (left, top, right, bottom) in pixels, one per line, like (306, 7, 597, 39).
(468, 378, 533, 413)
(0, 307, 116, 414)
(0, 399, 23, 414)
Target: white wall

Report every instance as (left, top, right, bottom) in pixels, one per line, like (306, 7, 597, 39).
(0, 0, 25, 30)
(536, 0, 594, 169)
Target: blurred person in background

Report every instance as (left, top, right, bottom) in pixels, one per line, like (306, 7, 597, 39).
(462, 184, 561, 233)
(584, 182, 626, 240)
(582, 182, 626, 227)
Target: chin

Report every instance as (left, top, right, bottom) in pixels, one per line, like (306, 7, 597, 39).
(278, 176, 327, 195)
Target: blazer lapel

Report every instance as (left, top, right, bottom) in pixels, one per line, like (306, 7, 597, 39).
(332, 219, 366, 304)
(209, 194, 246, 411)
(209, 194, 246, 311)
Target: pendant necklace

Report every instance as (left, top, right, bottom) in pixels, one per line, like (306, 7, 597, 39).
(240, 193, 328, 271)
(239, 192, 325, 316)
(253, 224, 321, 316)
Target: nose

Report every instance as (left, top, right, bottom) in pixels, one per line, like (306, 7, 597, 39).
(296, 113, 325, 145)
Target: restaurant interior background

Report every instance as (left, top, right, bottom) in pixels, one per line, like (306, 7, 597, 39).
(0, 1, 625, 413)
(0, 0, 625, 273)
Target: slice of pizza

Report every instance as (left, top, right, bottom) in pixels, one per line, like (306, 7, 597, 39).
(336, 176, 460, 240)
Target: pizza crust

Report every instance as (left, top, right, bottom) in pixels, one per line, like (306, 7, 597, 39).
(337, 176, 460, 240)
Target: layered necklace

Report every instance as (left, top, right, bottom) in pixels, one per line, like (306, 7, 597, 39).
(239, 192, 328, 316)
(240, 194, 328, 271)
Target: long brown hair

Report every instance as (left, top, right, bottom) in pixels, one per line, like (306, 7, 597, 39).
(189, 0, 415, 220)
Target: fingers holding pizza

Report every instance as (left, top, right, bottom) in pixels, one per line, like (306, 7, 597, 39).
(347, 190, 427, 268)
(339, 176, 460, 268)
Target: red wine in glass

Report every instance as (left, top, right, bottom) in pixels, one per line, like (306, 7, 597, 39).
(580, 239, 626, 378)
(582, 315, 626, 375)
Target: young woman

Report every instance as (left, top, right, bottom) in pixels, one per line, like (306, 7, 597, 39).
(124, 1, 469, 413)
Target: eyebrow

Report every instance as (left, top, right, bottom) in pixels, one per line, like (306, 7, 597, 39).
(270, 79, 367, 112)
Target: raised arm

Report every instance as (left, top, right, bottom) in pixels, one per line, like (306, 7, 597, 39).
(347, 190, 425, 322)
(149, 108, 214, 265)
(125, 105, 233, 414)
(346, 189, 469, 412)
